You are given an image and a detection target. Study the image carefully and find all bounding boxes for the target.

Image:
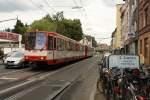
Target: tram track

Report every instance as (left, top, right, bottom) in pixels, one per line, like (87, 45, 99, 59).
(0, 70, 53, 99)
(0, 64, 75, 99)
(0, 57, 95, 100)
(0, 67, 30, 77)
(1, 57, 96, 100)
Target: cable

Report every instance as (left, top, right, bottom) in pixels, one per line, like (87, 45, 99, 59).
(29, 0, 49, 14)
(0, 18, 17, 23)
(95, 37, 111, 39)
(43, 0, 57, 14)
(72, 0, 79, 6)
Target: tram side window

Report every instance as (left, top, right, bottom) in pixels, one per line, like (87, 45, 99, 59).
(48, 36, 53, 50)
(57, 38, 60, 50)
(53, 38, 56, 50)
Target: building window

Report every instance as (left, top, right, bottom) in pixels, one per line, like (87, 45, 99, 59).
(140, 40, 142, 53)
(144, 7, 148, 27)
(144, 38, 148, 58)
(140, 12, 143, 29)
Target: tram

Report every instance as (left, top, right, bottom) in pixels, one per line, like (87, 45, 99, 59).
(24, 31, 94, 67)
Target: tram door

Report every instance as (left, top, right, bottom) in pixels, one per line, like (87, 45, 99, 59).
(48, 36, 54, 60)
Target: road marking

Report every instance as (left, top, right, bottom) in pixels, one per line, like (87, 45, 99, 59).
(0, 70, 60, 96)
(0, 68, 30, 76)
(0, 80, 35, 96)
(1, 59, 93, 98)
(0, 76, 18, 80)
(5, 84, 41, 100)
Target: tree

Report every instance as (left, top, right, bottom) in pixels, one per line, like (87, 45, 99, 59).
(61, 19, 83, 41)
(28, 19, 56, 32)
(28, 12, 83, 41)
(5, 28, 11, 32)
(12, 19, 27, 43)
(85, 35, 97, 47)
(92, 37, 97, 47)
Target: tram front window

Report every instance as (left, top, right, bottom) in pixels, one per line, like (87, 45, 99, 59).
(26, 32, 46, 50)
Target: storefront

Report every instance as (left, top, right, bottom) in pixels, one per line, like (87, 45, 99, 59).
(0, 32, 23, 54)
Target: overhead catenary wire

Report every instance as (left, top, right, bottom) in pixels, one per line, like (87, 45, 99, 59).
(29, 0, 57, 23)
(72, 0, 79, 6)
(95, 37, 111, 39)
(43, 0, 57, 14)
(0, 18, 17, 23)
(71, 0, 92, 34)
(29, 0, 50, 14)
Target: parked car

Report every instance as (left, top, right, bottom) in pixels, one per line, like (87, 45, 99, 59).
(4, 51, 26, 69)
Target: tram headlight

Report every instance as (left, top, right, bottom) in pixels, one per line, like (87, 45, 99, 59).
(25, 56, 28, 59)
(40, 57, 44, 60)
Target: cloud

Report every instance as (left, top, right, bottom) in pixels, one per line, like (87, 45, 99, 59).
(0, 0, 37, 12)
(0, 0, 118, 44)
(101, 0, 115, 7)
(102, 0, 124, 7)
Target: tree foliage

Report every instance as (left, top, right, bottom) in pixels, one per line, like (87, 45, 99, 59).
(62, 19, 83, 41)
(27, 19, 56, 32)
(28, 12, 83, 41)
(85, 35, 97, 47)
(12, 19, 27, 43)
(5, 28, 11, 32)
(92, 37, 97, 47)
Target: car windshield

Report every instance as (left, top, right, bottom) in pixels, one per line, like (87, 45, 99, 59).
(10, 52, 24, 58)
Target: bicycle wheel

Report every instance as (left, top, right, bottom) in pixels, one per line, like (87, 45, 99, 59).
(97, 78, 106, 94)
(106, 82, 111, 100)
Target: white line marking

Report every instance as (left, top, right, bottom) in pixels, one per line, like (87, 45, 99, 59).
(0, 70, 59, 95)
(0, 76, 18, 80)
(1, 62, 81, 97)
(5, 85, 41, 100)
(0, 80, 35, 95)
(0, 68, 29, 76)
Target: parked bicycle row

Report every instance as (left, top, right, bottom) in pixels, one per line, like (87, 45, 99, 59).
(97, 54, 150, 100)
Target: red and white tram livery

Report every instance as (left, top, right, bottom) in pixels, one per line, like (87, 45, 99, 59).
(25, 31, 94, 66)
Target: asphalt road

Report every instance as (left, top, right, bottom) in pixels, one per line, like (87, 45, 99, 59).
(0, 56, 104, 100)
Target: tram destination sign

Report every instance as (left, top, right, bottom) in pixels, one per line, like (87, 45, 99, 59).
(109, 55, 139, 68)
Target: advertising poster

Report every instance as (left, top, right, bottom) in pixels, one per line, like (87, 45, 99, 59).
(35, 32, 46, 49)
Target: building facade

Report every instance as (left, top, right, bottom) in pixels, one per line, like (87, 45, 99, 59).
(138, 0, 150, 66)
(112, 0, 150, 66)
(111, 4, 123, 53)
(111, 28, 116, 50)
(120, 3, 129, 52)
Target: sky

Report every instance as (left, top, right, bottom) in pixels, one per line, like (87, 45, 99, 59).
(0, 0, 124, 45)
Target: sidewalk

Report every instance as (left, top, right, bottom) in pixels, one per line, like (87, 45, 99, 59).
(94, 65, 150, 100)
